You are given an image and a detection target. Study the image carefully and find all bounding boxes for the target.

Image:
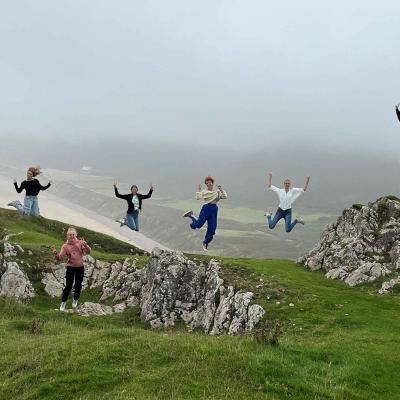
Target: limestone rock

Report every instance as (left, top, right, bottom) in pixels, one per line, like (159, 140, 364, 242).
(379, 276, 400, 294)
(299, 197, 400, 290)
(77, 302, 113, 316)
(0, 261, 34, 299)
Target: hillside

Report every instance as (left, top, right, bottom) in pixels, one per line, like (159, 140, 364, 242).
(0, 209, 400, 399)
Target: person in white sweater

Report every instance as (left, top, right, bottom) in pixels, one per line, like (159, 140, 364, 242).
(266, 172, 310, 232)
(183, 175, 227, 251)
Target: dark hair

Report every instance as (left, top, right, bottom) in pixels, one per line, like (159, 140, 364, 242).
(131, 185, 138, 191)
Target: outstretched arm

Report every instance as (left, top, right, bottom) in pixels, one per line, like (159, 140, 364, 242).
(40, 181, 51, 191)
(113, 182, 130, 199)
(267, 172, 272, 188)
(14, 180, 24, 193)
(140, 184, 154, 200)
(304, 176, 310, 191)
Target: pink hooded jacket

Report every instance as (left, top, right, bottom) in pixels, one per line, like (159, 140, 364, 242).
(55, 239, 91, 267)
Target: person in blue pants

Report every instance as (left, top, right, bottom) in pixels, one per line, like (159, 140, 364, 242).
(265, 172, 310, 232)
(183, 176, 227, 251)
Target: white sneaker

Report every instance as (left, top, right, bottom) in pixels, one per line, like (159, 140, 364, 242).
(72, 300, 78, 309)
(297, 217, 305, 225)
(115, 218, 125, 227)
(183, 210, 193, 218)
(7, 200, 19, 207)
(264, 211, 272, 218)
(202, 242, 208, 251)
(59, 302, 66, 312)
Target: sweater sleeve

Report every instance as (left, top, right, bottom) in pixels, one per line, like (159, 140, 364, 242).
(140, 189, 153, 200)
(396, 107, 400, 123)
(114, 187, 130, 200)
(80, 241, 91, 255)
(219, 190, 227, 199)
(55, 244, 67, 261)
(39, 182, 51, 191)
(195, 191, 203, 200)
(14, 181, 24, 193)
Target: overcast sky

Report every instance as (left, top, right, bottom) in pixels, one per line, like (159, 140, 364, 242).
(0, 0, 399, 149)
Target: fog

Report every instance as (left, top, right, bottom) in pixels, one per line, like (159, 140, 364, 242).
(0, 1, 400, 150)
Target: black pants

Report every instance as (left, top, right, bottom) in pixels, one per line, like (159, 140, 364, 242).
(62, 266, 85, 302)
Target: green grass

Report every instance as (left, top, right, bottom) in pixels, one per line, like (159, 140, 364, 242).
(1, 209, 400, 399)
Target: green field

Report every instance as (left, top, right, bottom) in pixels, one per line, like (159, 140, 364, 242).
(0, 209, 399, 399)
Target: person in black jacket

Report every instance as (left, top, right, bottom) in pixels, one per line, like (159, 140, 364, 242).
(8, 166, 51, 217)
(113, 182, 153, 231)
(396, 104, 400, 123)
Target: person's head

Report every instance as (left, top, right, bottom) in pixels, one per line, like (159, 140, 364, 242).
(27, 166, 41, 180)
(66, 227, 77, 243)
(283, 179, 291, 191)
(130, 185, 138, 195)
(204, 175, 214, 190)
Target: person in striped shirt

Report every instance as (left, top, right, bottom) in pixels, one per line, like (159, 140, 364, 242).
(183, 176, 227, 251)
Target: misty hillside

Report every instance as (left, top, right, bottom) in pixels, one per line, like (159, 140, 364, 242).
(1, 139, 399, 214)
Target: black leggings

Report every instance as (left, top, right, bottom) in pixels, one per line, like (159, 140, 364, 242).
(62, 266, 85, 302)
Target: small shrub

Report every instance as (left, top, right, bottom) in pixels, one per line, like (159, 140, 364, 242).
(352, 204, 363, 211)
(253, 320, 283, 346)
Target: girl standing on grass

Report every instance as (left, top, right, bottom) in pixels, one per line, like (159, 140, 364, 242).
(52, 227, 91, 312)
(8, 166, 51, 217)
(183, 176, 227, 251)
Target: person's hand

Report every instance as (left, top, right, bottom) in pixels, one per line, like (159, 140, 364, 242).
(268, 172, 272, 177)
(198, 184, 202, 191)
(13, 179, 17, 184)
(113, 182, 117, 188)
(217, 185, 222, 191)
(150, 183, 154, 191)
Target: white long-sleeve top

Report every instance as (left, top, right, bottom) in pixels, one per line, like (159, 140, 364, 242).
(195, 190, 227, 204)
(270, 185, 304, 210)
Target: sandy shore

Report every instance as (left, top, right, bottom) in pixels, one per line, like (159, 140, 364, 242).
(0, 175, 169, 252)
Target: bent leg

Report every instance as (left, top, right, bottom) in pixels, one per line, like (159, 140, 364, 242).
(62, 267, 74, 302)
(125, 213, 137, 231)
(190, 205, 208, 229)
(133, 211, 139, 231)
(267, 208, 284, 229)
(10, 200, 25, 215)
(23, 196, 34, 216)
(73, 267, 85, 300)
(284, 209, 298, 232)
(204, 207, 218, 245)
(31, 197, 40, 217)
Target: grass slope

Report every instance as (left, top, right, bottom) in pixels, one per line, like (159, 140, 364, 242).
(0, 209, 399, 400)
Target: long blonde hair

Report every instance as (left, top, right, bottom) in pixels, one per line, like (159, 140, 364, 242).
(28, 166, 42, 177)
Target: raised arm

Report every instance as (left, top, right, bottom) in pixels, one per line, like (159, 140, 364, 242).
(113, 182, 130, 199)
(39, 181, 51, 191)
(196, 184, 202, 200)
(140, 184, 154, 200)
(53, 244, 67, 261)
(304, 176, 311, 191)
(217, 185, 227, 199)
(80, 239, 91, 254)
(267, 172, 272, 188)
(396, 104, 400, 123)
(14, 180, 24, 193)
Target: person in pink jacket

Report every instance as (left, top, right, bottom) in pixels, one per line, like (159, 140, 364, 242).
(52, 226, 91, 312)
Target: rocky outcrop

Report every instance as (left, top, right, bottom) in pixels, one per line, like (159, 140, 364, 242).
(379, 276, 400, 294)
(0, 262, 35, 299)
(299, 197, 400, 288)
(43, 248, 265, 334)
(0, 240, 34, 300)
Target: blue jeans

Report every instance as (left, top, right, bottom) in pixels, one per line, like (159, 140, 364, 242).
(14, 196, 40, 217)
(189, 203, 218, 245)
(124, 211, 139, 231)
(267, 207, 298, 232)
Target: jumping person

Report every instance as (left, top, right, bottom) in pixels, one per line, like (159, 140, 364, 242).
(7, 166, 51, 217)
(113, 182, 154, 231)
(52, 227, 91, 312)
(183, 176, 227, 251)
(265, 172, 310, 232)
(396, 104, 400, 123)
